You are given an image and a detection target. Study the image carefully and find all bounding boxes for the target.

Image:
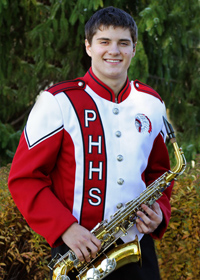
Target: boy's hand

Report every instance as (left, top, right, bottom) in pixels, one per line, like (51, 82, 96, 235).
(136, 202, 163, 234)
(61, 223, 101, 263)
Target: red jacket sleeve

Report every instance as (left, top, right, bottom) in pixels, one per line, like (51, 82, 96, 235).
(8, 93, 77, 248)
(144, 133, 174, 239)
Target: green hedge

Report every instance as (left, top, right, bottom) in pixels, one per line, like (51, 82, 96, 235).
(0, 159, 199, 279)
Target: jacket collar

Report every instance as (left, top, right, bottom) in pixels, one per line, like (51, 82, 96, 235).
(83, 68, 131, 103)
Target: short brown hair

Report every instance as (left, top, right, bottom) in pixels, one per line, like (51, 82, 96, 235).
(85, 6, 138, 46)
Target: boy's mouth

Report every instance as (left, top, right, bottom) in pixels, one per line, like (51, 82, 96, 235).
(104, 59, 122, 63)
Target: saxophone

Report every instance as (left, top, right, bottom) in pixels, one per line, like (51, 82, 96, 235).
(48, 117, 186, 280)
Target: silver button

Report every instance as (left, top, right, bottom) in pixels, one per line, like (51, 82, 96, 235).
(78, 81, 83, 86)
(135, 82, 139, 88)
(115, 131, 121, 137)
(116, 203, 123, 209)
(117, 178, 124, 185)
(117, 155, 123, 161)
(113, 108, 119, 115)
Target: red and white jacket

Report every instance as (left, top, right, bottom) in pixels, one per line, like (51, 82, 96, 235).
(8, 68, 173, 248)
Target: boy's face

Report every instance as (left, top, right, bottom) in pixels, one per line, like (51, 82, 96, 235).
(85, 25, 136, 86)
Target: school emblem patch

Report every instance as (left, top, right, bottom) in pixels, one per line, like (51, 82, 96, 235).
(135, 113, 152, 134)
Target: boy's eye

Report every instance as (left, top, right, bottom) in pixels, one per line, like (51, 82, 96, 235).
(120, 42, 128, 46)
(100, 41, 109, 44)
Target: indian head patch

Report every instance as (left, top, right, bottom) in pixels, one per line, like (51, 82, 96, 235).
(135, 113, 152, 134)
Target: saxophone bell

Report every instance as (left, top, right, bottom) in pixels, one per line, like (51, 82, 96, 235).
(51, 237, 141, 280)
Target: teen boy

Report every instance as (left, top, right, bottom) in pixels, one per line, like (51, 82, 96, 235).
(8, 6, 173, 280)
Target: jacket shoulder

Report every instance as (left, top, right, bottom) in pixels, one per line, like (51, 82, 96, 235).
(47, 78, 86, 95)
(133, 80, 163, 103)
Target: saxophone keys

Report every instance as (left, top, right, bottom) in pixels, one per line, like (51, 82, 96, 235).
(86, 267, 101, 280)
(129, 214, 137, 222)
(56, 275, 70, 280)
(101, 258, 116, 272)
(102, 233, 111, 242)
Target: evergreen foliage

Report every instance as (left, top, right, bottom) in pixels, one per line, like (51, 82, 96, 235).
(0, 0, 199, 165)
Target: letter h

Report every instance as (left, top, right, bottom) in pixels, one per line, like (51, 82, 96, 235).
(88, 135, 102, 154)
(89, 161, 103, 180)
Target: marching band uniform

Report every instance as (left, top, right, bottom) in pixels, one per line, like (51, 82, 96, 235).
(8, 68, 173, 280)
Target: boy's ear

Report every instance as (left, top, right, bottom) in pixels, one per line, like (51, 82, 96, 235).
(132, 42, 137, 57)
(85, 39, 92, 57)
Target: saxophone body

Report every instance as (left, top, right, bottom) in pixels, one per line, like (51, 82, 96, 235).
(48, 117, 186, 280)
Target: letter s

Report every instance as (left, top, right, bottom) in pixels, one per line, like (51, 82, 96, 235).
(88, 188, 102, 206)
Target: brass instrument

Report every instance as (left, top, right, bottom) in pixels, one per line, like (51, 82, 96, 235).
(48, 117, 186, 280)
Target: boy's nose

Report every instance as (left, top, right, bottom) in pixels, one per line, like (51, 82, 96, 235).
(108, 43, 120, 55)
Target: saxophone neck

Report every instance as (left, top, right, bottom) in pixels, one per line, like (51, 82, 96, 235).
(163, 117, 186, 182)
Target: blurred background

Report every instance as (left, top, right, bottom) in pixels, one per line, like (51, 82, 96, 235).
(0, 0, 199, 279)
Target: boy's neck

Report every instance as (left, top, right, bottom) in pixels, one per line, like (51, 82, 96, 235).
(92, 70, 128, 97)
(106, 78, 127, 97)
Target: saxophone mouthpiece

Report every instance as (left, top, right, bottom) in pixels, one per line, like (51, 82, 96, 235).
(163, 117, 175, 140)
